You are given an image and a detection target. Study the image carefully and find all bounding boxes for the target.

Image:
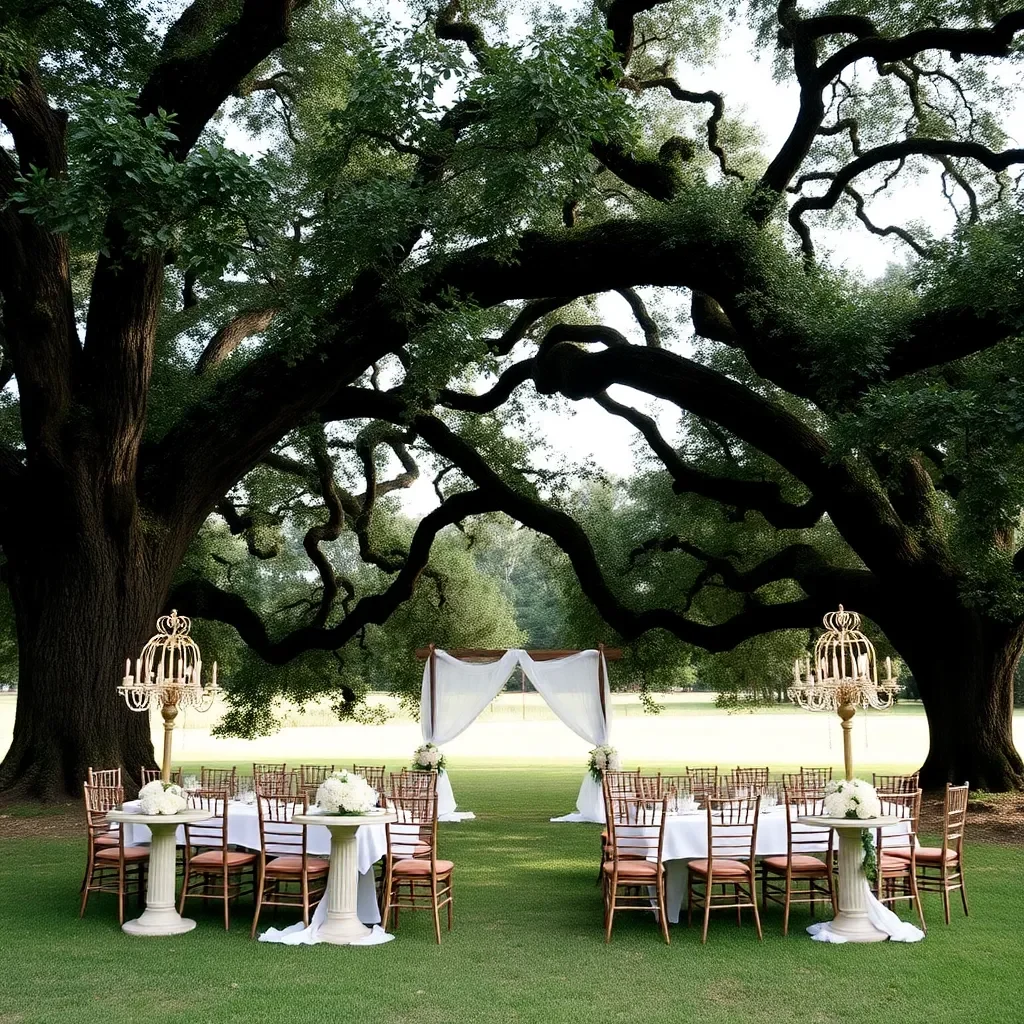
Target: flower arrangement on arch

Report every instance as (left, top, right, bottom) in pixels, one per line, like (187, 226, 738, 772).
(588, 744, 620, 782)
(823, 778, 882, 881)
(138, 779, 187, 815)
(315, 770, 377, 815)
(412, 742, 446, 772)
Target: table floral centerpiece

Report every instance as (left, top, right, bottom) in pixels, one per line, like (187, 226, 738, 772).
(412, 742, 446, 773)
(138, 779, 187, 815)
(588, 744, 620, 782)
(315, 770, 378, 815)
(823, 778, 882, 880)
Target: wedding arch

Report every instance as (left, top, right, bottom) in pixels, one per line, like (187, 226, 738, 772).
(414, 644, 621, 822)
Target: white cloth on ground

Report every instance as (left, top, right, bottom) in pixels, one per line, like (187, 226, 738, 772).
(258, 895, 394, 946)
(807, 882, 925, 943)
(550, 773, 605, 823)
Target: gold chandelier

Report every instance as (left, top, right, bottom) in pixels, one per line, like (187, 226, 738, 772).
(787, 606, 900, 779)
(118, 611, 220, 782)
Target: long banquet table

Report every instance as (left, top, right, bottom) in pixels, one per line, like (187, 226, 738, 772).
(622, 807, 911, 924)
(120, 800, 389, 925)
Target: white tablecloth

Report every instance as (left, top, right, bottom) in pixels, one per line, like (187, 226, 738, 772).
(120, 800, 387, 924)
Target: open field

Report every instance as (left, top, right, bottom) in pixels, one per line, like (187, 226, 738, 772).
(6, 692, 1023, 771)
(1, 764, 1022, 1024)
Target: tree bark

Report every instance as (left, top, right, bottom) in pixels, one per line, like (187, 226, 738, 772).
(887, 605, 1024, 792)
(0, 507, 165, 801)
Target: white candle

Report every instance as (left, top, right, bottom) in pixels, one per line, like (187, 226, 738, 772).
(886, 656, 892, 681)
(211, 662, 218, 688)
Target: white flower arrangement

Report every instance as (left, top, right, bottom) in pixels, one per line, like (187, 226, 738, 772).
(315, 770, 377, 815)
(412, 742, 446, 772)
(823, 778, 882, 820)
(588, 744, 620, 782)
(823, 778, 882, 881)
(138, 780, 187, 815)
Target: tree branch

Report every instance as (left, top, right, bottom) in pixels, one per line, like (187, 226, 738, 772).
(195, 309, 277, 375)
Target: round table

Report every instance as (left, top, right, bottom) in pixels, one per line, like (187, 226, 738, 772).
(106, 809, 212, 936)
(293, 811, 397, 945)
(798, 815, 897, 943)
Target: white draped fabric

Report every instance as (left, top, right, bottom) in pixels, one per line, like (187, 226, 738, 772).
(519, 650, 610, 746)
(421, 648, 611, 821)
(421, 648, 522, 744)
(807, 885, 925, 943)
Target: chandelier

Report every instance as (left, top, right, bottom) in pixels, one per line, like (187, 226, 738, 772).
(788, 606, 899, 780)
(118, 610, 220, 782)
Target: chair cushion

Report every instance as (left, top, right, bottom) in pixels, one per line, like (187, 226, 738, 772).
(94, 834, 120, 847)
(392, 858, 454, 877)
(602, 859, 660, 879)
(189, 849, 257, 869)
(880, 854, 913, 873)
(688, 858, 751, 878)
(763, 854, 829, 874)
(391, 843, 432, 860)
(889, 846, 958, 865)
(264, 855, 329, 876)
(95, 845, 150, 862)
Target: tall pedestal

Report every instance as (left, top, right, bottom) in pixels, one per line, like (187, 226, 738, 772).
(798, 815, 897, 944)
(293, 811, 396, 946)
(106, 809, 212, 937)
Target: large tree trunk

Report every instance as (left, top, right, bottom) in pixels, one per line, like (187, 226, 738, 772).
(890, 607, 1024, 792)
(0, 515, 166, 801)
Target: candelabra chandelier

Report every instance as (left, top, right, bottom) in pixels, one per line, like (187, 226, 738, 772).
(787, 606, 900, 780)
(117, 610, 220, 782)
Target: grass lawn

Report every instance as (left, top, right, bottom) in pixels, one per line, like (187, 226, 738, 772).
(2, 764, 1021, 1024)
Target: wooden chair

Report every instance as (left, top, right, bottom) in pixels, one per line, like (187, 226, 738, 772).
(872, 771, 920, 794)
(253, 763, 289, 794)
(639, 774, 691, 802)
(685, 767, 719, 800)
(602, 792, 670, 943)
(87, 767, 121, 788)
(390, 769, 436, 801)
(201, 767, 238, 798)
(381, 790, 454, 944)
(761, 791, 836, 935)
(179, 788, 257, 930)
(250, 790, 328, 938)
(875, 789, 926, 932)
(352, 764, 386, 797)
(799, 767, 832, 790)
(141, 767, 182, 786)
(598, 770, 642, 881)
(687, 796, 763, 943)
(80, 783, 149, 925)
(299, 764, 335, 790)
(892, 782, 969, 925)
(729, 767, 770, 791)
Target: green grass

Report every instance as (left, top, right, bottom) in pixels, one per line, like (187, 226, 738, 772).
(1, 765, 1021, 1024)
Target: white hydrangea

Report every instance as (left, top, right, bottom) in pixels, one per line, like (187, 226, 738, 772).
(412, 743, 445, 771)
(315, 770, 377, 815)
(588, 744, 620, 779)
(823, 778, 882, 820)
(138, 780, 187, 815)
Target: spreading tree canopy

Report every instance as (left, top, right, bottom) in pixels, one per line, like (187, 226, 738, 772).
(3, 0, 1024, 797)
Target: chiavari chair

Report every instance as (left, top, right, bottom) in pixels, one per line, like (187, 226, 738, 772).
(892, 782, 969, 925)
(640, 774, 692, 803)
(381, 789, 454, 944)
(179, 788, 256, 929)
(761, 789, 836, 936)
(687, 796, 763, 943)
(87, 767, 121, 788)
(352, 764, 386, 798)
(875, 789, 926, 932)
(250, 787, 327, 938)
(597, 770, 643, 881)
(80, 783, 149, 925)
(872, 771, 920, 794)
(685, 767, 719, 801)
(253, 763, 289, 794)
(201, 766, 238, 798)
(140, 766, 183, 786)
(602, 791, 670, 943)
(390, 769, 436, 801)
(799, 766, 832, 790)
(729, 767, 770, 791)
(299, 764, 335, 790)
